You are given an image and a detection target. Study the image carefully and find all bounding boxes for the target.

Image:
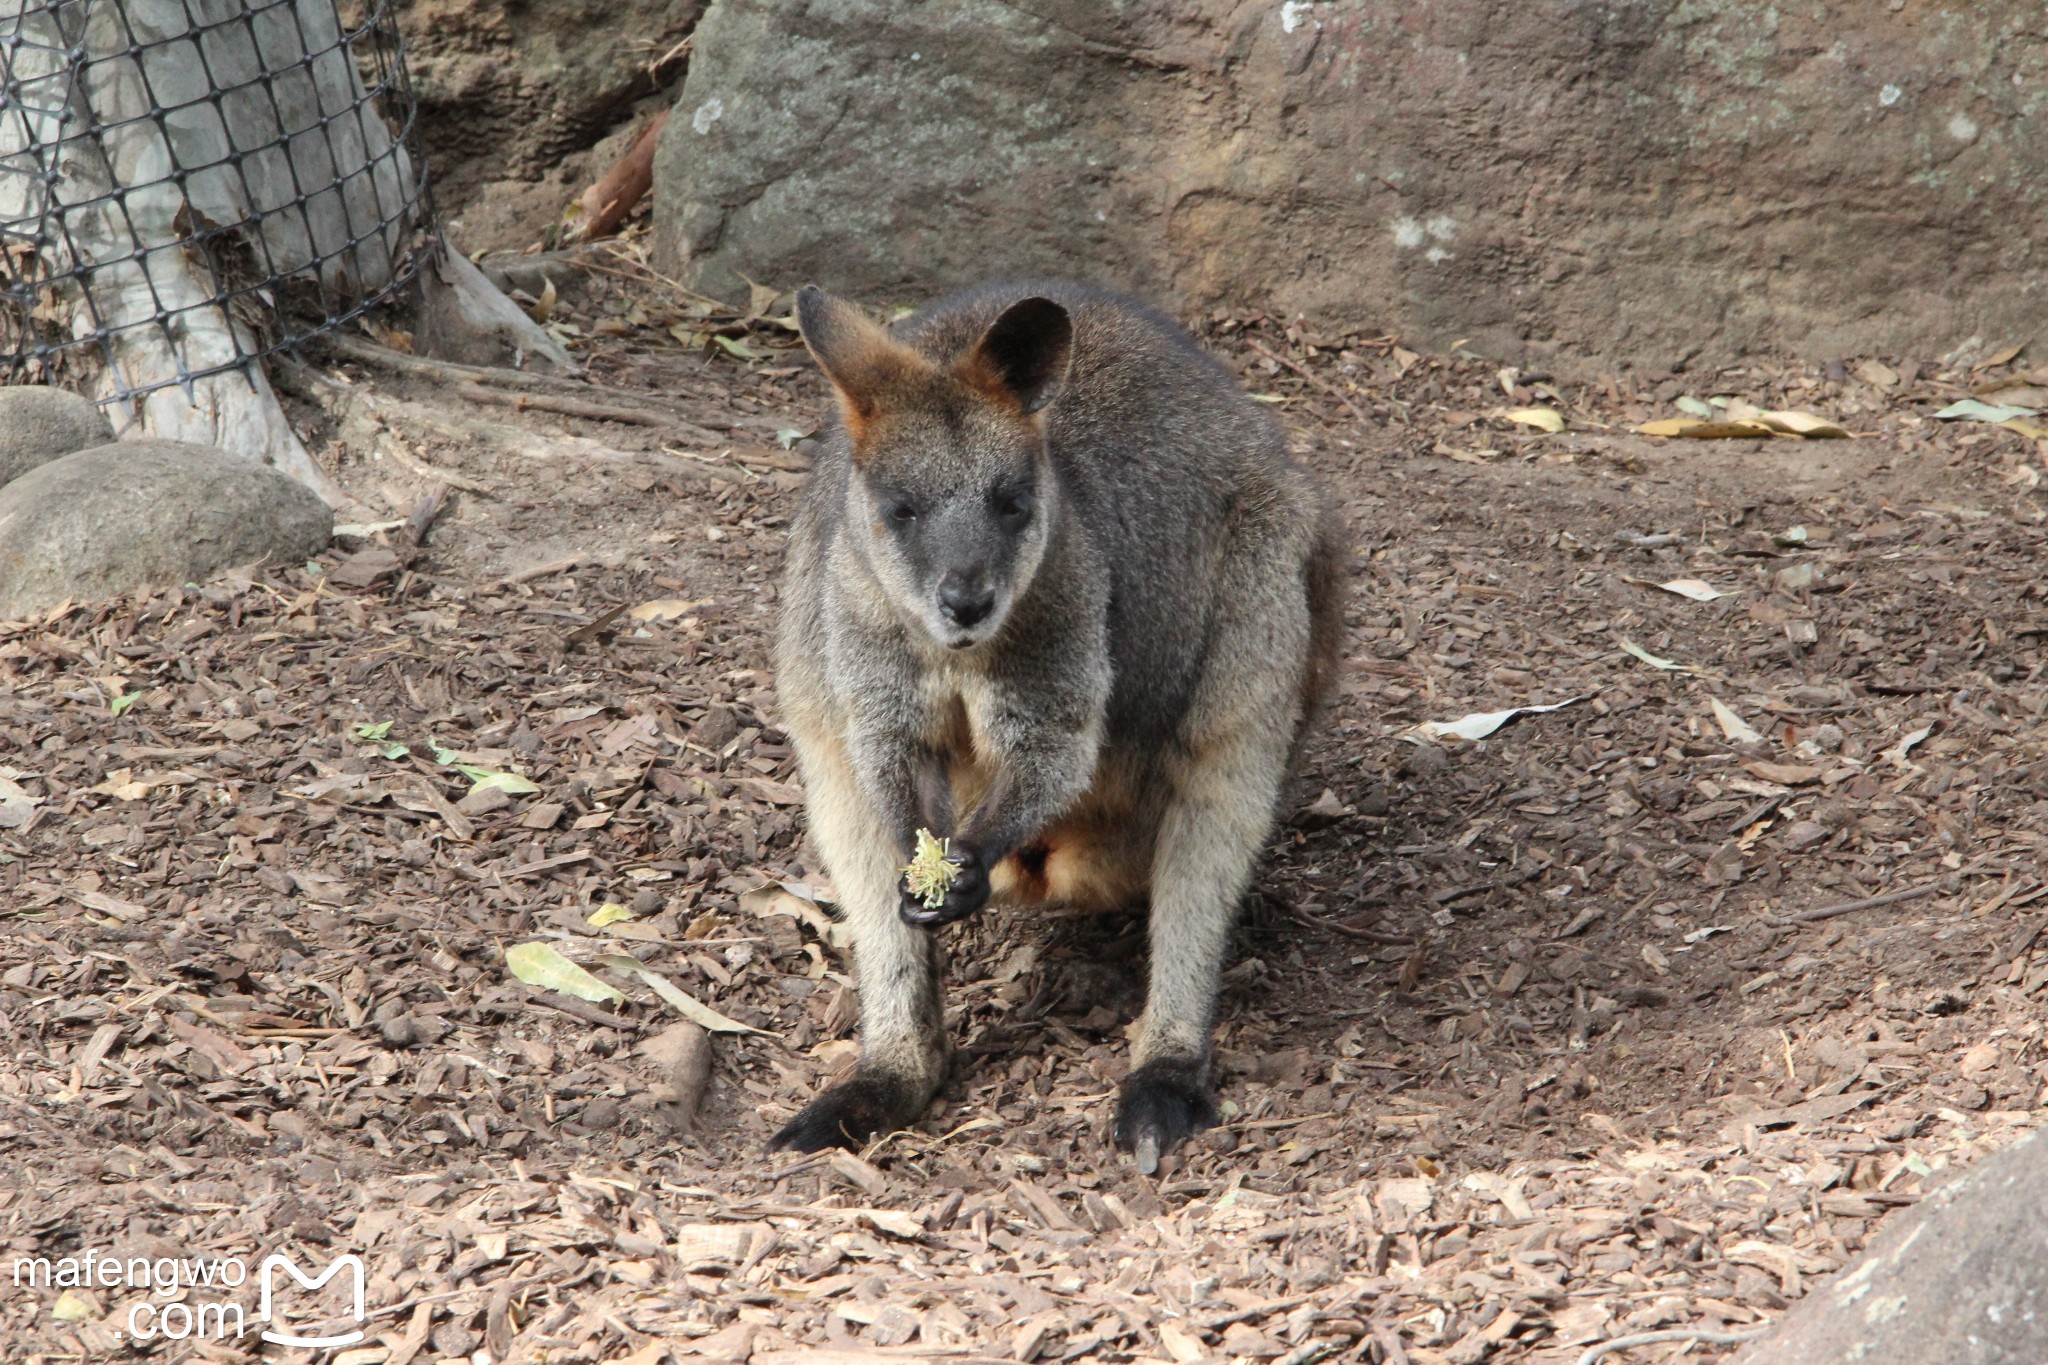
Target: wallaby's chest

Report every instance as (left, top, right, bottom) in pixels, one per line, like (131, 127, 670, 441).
(918, 675, 998, 796)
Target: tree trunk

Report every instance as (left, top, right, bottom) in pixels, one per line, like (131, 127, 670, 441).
(1, 0, 420, 501)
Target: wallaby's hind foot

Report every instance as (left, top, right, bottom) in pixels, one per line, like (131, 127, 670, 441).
(1114, 1058, 1219, 1174)
(768, 1069, 933, 1153)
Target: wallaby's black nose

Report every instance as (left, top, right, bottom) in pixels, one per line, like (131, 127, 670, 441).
(939, 578, 995, 628)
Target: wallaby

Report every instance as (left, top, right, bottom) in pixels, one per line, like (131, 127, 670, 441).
(769, 280, 1344, 1170)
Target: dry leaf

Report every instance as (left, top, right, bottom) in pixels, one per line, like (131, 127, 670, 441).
(1618, 638, 1692, 672)
(1710, 698, 1765, 745)
(1654, 578, 1733, 602)
(0, 776, 41, 828)
(51, 1289, 96, 1321)
(598, 953, 772, 1035)
(1503, 406, 1566, 433)
(628, 598, 703, 623)
(1757, 409, 1850, 438)
(1888, 723, 1935, 765)
(506, 941, 626, 1004)
(1636, 417, 1774, 439)
(1405, 697, 1582, 743)
(523, 276, 557, 324)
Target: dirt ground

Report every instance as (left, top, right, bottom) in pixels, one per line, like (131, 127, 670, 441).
(4, 252, 2047, 1365)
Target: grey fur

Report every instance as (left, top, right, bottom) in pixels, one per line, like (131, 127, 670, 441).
(770, 280, 1345, 1164)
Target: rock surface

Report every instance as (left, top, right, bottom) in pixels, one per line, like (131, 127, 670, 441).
(1731, 1128, 2048, 1364)
(0, 440, 333, 619)
(400, 0, 706, 247)
(0, 386, 114, 488)
(655, 0, 2048, 369)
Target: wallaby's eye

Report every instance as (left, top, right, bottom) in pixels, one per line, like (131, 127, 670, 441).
(876, 491, 917, 525)
(993, 486, 1035, 528)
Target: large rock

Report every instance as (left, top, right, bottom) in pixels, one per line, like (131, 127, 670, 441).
(400, 0, 708, 247)
(655, 0, 2048, 370)
(1731, 1128, 2048, 1364)
(0, 440, 333, 619)
(0, 386, 114, 488)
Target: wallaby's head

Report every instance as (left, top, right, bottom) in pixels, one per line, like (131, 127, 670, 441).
(797, 285, 1073, 651)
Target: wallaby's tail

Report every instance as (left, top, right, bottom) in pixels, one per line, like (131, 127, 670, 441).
(1293, 503, 1349, 767)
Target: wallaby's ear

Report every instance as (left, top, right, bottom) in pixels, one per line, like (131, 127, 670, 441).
(959, 296, 1072, 416)
(796, 285, 921, 440)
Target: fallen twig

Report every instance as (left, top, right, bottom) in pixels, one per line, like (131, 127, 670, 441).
(318, 332, 695, 415)
(1242, 336, 1375, 429)
(564, 603, 628, 646)
(1764, 878, 1948, 927)
(1291, 908, 1415, 946)
(296, 371, 729, 485)
(1574, 1326, 1767, 1364)
(523, 992, 637, 1031)
(456, 381, 680, 429)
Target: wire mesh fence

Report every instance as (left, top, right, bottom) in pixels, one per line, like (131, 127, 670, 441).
(0, 0, 433, 407)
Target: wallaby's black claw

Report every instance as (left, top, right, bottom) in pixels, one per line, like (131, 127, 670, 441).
(898, 848, 991, 927)
(768, 1072, 922, 1153)
(1114, 1062, 1218, 1174)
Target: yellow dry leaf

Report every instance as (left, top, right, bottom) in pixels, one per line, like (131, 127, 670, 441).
(1503, 406, 1566, 433)
(587, 902, 634, 927)
(628, 598, 703, 624)
(51, 1290, 96, 1321)
(1636, 417, 1702, 437)
(2001, 417, 2048, 439)
(1758, 410, 1850, 439)
(1672, 421, 1775, 439)
(505, 941, 626, 1004)
(521, 276, 557, 324)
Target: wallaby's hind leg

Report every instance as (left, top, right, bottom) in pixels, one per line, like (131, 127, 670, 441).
(1115, 502, 1321, 1173)
(769, 735, 947, 1151)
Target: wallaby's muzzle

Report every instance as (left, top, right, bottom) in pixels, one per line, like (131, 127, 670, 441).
(937, 570, 995, 630)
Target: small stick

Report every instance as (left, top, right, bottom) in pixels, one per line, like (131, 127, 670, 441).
(456, 381, 679, 429)
(1574, 1326, 1767, 1364)
(1291, 908, 1414, 946)
(564, 603, 628, 646)
(1242, 336, 1375, 429)
(1765, 878, 1947, 927)
(319, 332, 693, 413)
(524, 994, 637, 1031)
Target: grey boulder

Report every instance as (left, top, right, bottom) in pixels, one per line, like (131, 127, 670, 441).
(0, 386, 114, 487)
(0, 439, 333, 619)
(1732, 1128, 2048, 1364)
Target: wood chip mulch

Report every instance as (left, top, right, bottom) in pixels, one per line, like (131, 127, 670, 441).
(4, 271, 2047, 1364)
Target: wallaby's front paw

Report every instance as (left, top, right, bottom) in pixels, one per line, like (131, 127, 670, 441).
(768, 1071, 926, 1153)
(899, 844, 990, 926)
(1114, 1061, 1218, 1175)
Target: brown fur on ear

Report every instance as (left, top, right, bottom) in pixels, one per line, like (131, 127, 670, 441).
(796, 285, 927, 446)
(955, 296, 1073, 416)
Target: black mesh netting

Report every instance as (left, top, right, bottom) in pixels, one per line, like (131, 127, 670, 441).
(0, 0, 432, 406)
